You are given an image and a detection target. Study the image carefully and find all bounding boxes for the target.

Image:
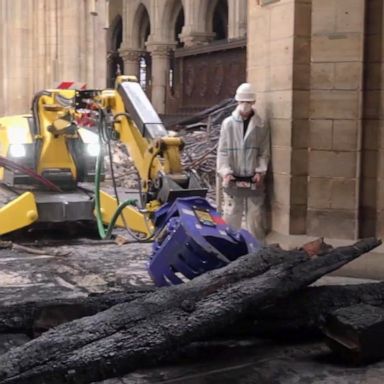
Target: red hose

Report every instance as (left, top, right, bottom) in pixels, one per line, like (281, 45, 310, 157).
(0, 156, 62, 192)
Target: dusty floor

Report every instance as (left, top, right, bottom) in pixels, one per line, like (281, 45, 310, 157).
(0, 238, 154, 308)
(92, 340, 384, 384)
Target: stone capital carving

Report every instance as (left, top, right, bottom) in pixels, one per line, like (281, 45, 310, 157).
(146, 43, 175, 57)
(119, 48, 144, 62)
(179, 32, 216, 47)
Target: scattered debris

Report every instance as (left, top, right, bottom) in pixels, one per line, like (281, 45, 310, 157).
(106, 99, 235, 201)
(0, 241, 71, 257)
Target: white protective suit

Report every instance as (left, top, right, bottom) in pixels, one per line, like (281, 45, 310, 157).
(216, 106, 270, 241)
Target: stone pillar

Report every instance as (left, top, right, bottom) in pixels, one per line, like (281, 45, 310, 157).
(119, 48, 141, 78)
(55, 0, 106, 89)
(179, 0, 215, 47)
(228, 0, 248, 40)
(41, 0, 59, 88)
(146, 43, 173, 114)
(308, 0, 365, 239)
(0, 0, 5, 116)
(179, 31, 215, 47)
(59, 0, 83, 82)
(362, 0, 384, 237)
(1, 0, 34, 114)
(247, 0, 311, 236)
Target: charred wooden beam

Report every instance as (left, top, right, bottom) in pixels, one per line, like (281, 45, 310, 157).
(247, 282, 384, 337)
(3, 281, 384, 339)
(0, 287, 154, 335)
(0, 238, 380, 384)
(324, 304, 384, 364)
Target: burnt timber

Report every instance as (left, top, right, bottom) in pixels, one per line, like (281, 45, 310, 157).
(0, 238, 380, 384)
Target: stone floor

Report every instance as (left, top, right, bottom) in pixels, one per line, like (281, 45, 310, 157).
(0, 239, 154, 308)
(92, 340, 384, 384)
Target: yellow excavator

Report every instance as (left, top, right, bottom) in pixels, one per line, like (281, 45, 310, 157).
(0, 76, 260, 286)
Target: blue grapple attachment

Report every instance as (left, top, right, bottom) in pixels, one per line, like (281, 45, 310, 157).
(148, 197, 261, 287)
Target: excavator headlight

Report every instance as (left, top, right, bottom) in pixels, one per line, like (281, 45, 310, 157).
(9, 144, 26, 158)
(85, 143, 100, 157)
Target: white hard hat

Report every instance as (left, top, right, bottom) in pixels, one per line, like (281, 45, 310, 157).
(235, 83, 256, 102)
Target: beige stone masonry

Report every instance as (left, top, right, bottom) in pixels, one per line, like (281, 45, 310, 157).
(248, 0, 310, 235)
(1, 0, 107, 115)
(309, 151, 357, 179)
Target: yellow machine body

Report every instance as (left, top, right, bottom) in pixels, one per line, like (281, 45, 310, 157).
(34, 90, 78, 178)
(0, 192, 38, 235)
(0, 77, 191, 237)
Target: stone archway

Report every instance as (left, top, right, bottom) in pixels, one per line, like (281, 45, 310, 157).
(132, 3, 151, 50)
(119, 2, 152, 84)
(204, 0, 228, 41)
(107, 15, 124, 88)
(160, 0, 184, 43)
(132, 4, 151, 93)
(212, 0, 228, 40)
(170, 5, 185, 95)
(175, 6, 185, 48)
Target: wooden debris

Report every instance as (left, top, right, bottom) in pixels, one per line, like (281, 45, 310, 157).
(0, 241, 71, 257)
(0, 238, 379, 384)
(3, 280, 384, 339)
(0, 288, 154, 335)
(324, 304, 384, 365)
(240, 282, 384, 337)
(105, 99, 234, 200)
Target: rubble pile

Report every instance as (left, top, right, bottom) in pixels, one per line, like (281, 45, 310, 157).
(104, 99, 236, 201)
(179, 121, 222, 195)
(104, 142, 139, 190)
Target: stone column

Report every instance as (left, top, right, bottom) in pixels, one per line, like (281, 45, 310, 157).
(228, 0, 248, 40)
(179, 31, 215, 47)
(308, 0, 365, 239)
(119, 48, 142, 78)
(247, 0, 311, 236)
(179, 0, 215, 47)
(362, 0, 384, 237)
(2, 0, 34, 114)
(0, 0, 5, 115)
(146, 43, 173, 114)
(59, 0, 83, 82)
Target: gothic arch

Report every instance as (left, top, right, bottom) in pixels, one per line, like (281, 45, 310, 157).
(107, 15, 124, 87)
(205, 0, 228, 40)
(132, 3, 151, 50)
(161, 0, 185, 43)
(108, 15, 123, 52)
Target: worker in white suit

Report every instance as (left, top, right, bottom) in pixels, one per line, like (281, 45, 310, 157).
(216, 83, 270, 242)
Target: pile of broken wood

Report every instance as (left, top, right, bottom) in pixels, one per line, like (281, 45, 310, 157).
(0, 237, 383, 383)
(104, 99, 236, 199)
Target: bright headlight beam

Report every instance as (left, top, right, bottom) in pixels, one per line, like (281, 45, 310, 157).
(86, 143, 100, 157)
(9, 144, 26, 158)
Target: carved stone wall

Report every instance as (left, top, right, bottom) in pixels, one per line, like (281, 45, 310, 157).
(116, 0, 247, 113)
(167, 40, 246, 113)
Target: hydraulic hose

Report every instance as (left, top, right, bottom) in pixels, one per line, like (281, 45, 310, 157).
(94, 110, 155, 241)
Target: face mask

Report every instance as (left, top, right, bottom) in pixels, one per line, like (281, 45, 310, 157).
(238, 103, 253, 115)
